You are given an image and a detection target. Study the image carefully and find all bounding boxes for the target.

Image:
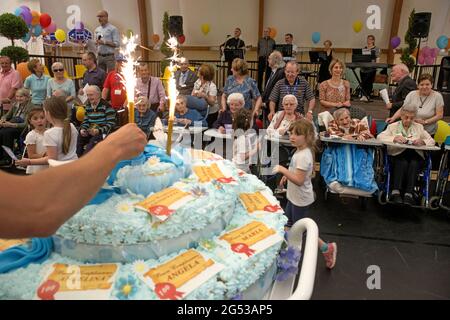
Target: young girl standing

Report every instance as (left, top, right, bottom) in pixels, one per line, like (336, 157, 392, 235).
(21, 107, 48, 174)
(232, 108, 259, 173)
(16, 97, 78, 168)
(274, 119, 337, 269)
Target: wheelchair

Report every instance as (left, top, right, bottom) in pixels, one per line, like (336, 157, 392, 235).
(377, 147, 439, 210)
(434, 141, 450, 211)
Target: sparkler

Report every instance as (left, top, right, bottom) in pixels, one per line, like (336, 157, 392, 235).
(166, 36, 180, 156)
(119, 33, 139, 123)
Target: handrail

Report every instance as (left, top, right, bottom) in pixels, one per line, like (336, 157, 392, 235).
(268, 218, 318, 300)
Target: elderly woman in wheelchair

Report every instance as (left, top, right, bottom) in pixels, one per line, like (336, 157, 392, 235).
(377, 104, 435, 206)
(320, 108, 378, 197)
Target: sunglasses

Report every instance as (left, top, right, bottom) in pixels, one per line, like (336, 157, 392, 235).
(53, 69, 64, 72)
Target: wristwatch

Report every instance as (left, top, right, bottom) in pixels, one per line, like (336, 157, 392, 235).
(307, 110, 313, 114)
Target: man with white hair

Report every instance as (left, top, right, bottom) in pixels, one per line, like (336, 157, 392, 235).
(77, 85, 116, 156)
(386, 63, 417, 117)
(174, 57, 198, 96)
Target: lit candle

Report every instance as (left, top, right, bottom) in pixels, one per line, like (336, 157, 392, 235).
(166, 37, 179, 156)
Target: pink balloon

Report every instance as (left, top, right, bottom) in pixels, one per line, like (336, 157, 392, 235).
(418, 55, 425, 65)
(431, 48, 439, 58)
(45, 22, 57, 33)
(425, 56, 434, 65)
(421, 46, 431, 58)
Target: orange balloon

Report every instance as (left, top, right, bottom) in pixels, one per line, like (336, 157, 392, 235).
(446, 37, 450, 50)
(268, 27, 277, 39)
(411, 48, 418, 56)
(152, 34, 160, 44)
(31, 11, 40, 26)
(16, 62, 31, 81)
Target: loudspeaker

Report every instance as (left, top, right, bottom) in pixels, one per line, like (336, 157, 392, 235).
(169, 16, 183, 37)
(437, 56, 450, 92)
(411, 12, 432, 38)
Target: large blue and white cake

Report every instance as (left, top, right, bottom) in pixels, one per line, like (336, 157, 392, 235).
(0, 145, 288, 300)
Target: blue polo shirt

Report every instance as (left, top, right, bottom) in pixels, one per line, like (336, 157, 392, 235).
(24, 74, 50, 105)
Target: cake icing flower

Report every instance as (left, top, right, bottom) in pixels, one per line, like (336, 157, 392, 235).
(115, 275, 138, 300)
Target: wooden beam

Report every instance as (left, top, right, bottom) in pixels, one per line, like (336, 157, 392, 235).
(258, 0, 264, 39)
(137, 0, 149, 61)
(387, 0, 404, 64)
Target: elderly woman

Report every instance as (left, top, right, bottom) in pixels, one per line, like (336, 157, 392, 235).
(378, 104, 435, 206)
(214, 92, 245, 134)
(186, 64, 218, 123)
(267, 94, 303, 137)
(24, 59, 50, 106)
(135, 96, 157, 138)
(46, 62, 76, 106)
(326, 107, 373, 141)
(221, 58, 262, 114)
(319, 59, 351, 112)
(171, 95, 206, 127)
(0, 88, 33, 165)
(387, 73, 444, 136)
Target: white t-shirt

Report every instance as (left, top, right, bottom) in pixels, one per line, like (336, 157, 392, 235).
(287, 148, 315, 207)
(43, 124, 79, 161)
(192, 80, 219, 113)
(24, 130, 48, 174)
(232, 134, 254, 173)
(403, 90, 444, 134)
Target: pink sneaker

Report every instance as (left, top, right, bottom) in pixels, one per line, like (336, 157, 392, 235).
(322, 242, 337, 269)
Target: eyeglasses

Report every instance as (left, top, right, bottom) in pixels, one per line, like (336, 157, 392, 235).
(53, 69, 64, 72)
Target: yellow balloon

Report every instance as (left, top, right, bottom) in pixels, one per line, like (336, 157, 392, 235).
(434, 120, 450, 144)
(76, 106, 86, 122)
(55, 29, 66, 42)
(201, 24, 210, 35)
(352, 20, 363, 33)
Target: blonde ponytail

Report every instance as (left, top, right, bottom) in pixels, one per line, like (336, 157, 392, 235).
(62, 118, 72, 155)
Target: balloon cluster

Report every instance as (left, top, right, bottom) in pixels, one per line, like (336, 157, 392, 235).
(418, 46, 439, 65)
(14, 6, 54, 42)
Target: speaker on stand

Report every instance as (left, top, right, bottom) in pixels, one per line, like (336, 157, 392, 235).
(169, 16, 183, 37)
(411, 12, 432, 67)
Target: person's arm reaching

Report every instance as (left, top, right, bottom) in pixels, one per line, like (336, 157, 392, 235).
(0, 124, 147, 239)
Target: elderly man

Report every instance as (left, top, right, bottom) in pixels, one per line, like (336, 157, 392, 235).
(257, 28, 276, 92)
(385, 63, 417, 117)
(135, 64, 166, 112)
(77, 85, 116, 156)
(268, 61, 315, 122)
(80, 51, 106, 92)
(174, 57, 198, 96)
(0, 56, 22, 116)
(95, 10, 120, 72)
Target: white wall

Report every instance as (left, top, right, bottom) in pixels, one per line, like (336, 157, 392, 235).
(0, 0, 44, 55)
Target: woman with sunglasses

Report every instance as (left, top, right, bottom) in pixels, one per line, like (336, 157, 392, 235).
(46, 62, 76, 107)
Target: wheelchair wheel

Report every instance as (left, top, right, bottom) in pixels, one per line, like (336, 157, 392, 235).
(429, 196, 441, 211)
(377, 190, 387, 205)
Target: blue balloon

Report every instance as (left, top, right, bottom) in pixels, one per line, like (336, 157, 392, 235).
(33, 25, 42, 37)
(436, 35, 449, 50)
(312, 32, 321, 44)
(22, 32, 31, 43)
(14, 7, 23, 16)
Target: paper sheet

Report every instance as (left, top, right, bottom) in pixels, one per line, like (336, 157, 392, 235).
(77, 83, 90, 104)
(2, 145, 18, 160)
(380, 89, 390, 104)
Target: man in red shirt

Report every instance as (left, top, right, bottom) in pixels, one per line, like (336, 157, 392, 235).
(102, 54, 127, 126)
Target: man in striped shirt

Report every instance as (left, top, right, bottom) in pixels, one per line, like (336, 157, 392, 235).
(77, 85, 116, 156)
(268, 61, 315, 122)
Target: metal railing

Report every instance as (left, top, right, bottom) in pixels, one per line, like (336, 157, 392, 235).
(28, 54, 445, 92)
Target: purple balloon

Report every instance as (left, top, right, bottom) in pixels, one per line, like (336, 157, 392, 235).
(75, 21, 84, 31)
(20, 10, 32, 25)
(390, 36, 401, 49)
(20, 5, 31, 12)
